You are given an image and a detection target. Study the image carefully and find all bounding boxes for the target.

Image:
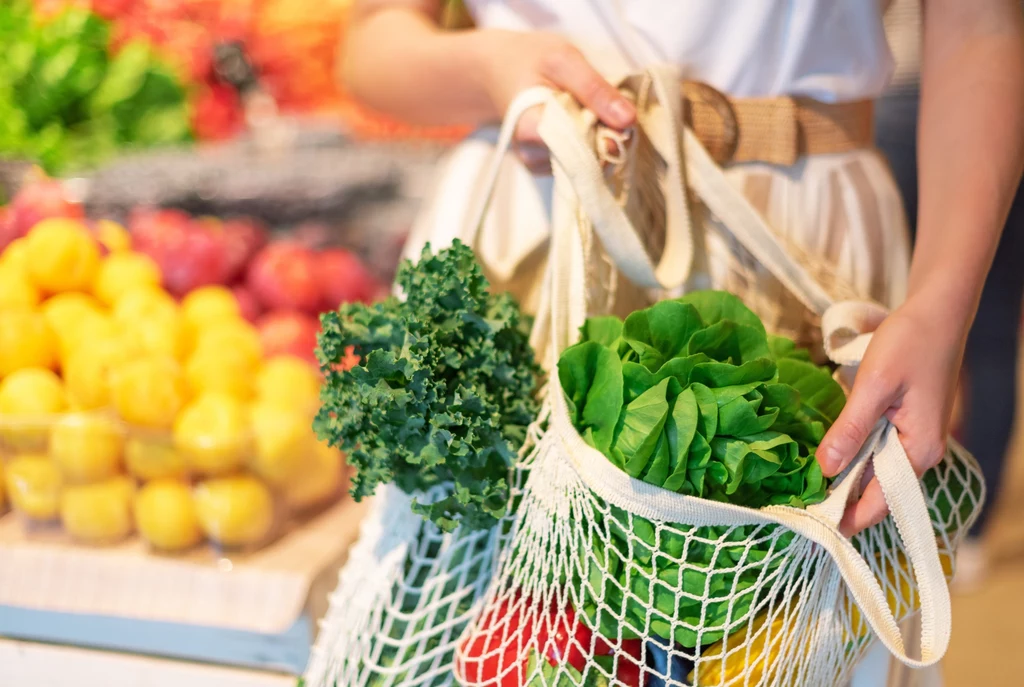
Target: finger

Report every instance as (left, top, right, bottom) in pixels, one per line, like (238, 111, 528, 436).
(540, 46, 635, 128)
(839, 477, 889, 538)
(818, 378, 897, 478)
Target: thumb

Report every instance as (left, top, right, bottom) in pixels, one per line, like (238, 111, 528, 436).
(818, 380, 896, 477)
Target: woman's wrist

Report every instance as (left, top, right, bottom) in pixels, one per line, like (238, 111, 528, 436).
(900, 275, 980, 344)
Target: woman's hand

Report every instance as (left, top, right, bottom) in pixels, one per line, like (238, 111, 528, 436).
(343, 3, 635, 172)
(475, 30, 636, 172)
(817, 294, 968, 537)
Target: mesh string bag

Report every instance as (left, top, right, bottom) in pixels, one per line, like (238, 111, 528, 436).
(451, 66, 984, 687)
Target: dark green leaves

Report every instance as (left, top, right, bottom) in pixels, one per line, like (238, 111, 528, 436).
(315, 241, 541, 531)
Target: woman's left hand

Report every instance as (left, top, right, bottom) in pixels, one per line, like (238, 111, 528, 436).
(817, 295, 968, 537)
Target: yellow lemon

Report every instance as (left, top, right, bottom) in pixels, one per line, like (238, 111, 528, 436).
(135, 479, 203, 551)
(248, 402, 309, 486)
(111, 286, 178, 324)
(25, 218, 101, 293)
(0, 269, 41, 309)
(50, 413, 124, 483)
(109, 356, 185, 429)
(173, 392, 250, 476)
(4, 455, 62, 521)
(63, 335, 131, 410)
(120, 312, 187, 362)
(56, 311, 121, 368)
(92, 252, 162, 307)
(255, 355, 322, 417)
(0, 367, 67, 414)
(0, 309, 58, 377)
(94, 220, 132, 253)
(0, 367, 66, 452)
(60, 476, 134, 544)
(124, 435, 188, 481)
(284, 438, 344, 512)
(193, 319, 263, 370)
(184, 348, 253, 401)
(181, 286, 241, 329)
(40, 292, 105, 343)
(0, 238, 30, 275)
(193, 475, 275, 548)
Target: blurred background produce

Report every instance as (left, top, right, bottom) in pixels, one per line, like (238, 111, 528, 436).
(1, 0, 469, 179)
(0, 202, 368, 551)
(0, 0, 472, 681)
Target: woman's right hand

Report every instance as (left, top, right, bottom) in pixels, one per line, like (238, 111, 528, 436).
(474, 30, 637, 172)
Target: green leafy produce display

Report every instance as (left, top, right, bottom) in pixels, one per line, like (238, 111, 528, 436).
(0, 2, 191, 174)
(558, 291, 847, 648)
(315, 240, 542, 532)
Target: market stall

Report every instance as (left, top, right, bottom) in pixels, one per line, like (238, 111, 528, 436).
(0, 1, 465, 681)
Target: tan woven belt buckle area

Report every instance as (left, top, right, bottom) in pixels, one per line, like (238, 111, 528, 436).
(682, 81, 741, 165)
(682, 80, 874, 166)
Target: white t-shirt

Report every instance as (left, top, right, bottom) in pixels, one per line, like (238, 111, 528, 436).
(466, 0, 895, 102)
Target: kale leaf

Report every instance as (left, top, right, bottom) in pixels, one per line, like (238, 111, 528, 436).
(315, 240, 541, 531)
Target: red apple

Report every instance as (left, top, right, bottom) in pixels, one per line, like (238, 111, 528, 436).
(7, 177, 83, 238)
(246, 241, 322, 314)
(257, 310, 321, 365)
(315, 248, 379, 309)
(232, 285, 262, 323)
(130, 209, 229, 296)
(129, 207, 192, 251)
(219, 218, 268, 283)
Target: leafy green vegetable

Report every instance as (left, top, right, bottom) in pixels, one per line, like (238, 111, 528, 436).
(565, 291, 843, 508)
(315, 240, 541, 532)
(0, 2, 191, 174)
(562, 290, 846, 648)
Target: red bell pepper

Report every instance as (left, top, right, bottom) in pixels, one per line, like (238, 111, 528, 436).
(458, 596, 646, 686)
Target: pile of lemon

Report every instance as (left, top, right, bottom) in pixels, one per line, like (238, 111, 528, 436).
(0, 218, 343, 552)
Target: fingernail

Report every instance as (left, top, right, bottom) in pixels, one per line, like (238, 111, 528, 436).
(819, 446, 840, 476)
(609, 99, 635, 127)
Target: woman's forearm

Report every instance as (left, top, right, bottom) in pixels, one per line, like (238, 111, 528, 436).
(911, 0, 1024, 328)
(341, 0, 497, 126)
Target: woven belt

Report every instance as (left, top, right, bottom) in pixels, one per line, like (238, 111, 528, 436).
(682, 82, 875, 166)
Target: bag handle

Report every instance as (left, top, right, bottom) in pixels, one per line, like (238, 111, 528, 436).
(680, 126, 835, 316)
(462, 86, 557, 246)
(535, 64, 951, 666)
(536, 67, 695, 293)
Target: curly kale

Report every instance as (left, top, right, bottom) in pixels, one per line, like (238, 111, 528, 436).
(315, 241, 541, 532)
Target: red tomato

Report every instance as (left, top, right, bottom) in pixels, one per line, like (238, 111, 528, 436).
(457, 598, 529, 687)
(615, 639, 646, 687)
(459, 597, 645, 687)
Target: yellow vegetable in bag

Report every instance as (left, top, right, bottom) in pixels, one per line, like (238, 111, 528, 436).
(689, 550, 955, 685)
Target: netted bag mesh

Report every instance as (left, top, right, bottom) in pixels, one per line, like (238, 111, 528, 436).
(306, 420, 545, 687)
